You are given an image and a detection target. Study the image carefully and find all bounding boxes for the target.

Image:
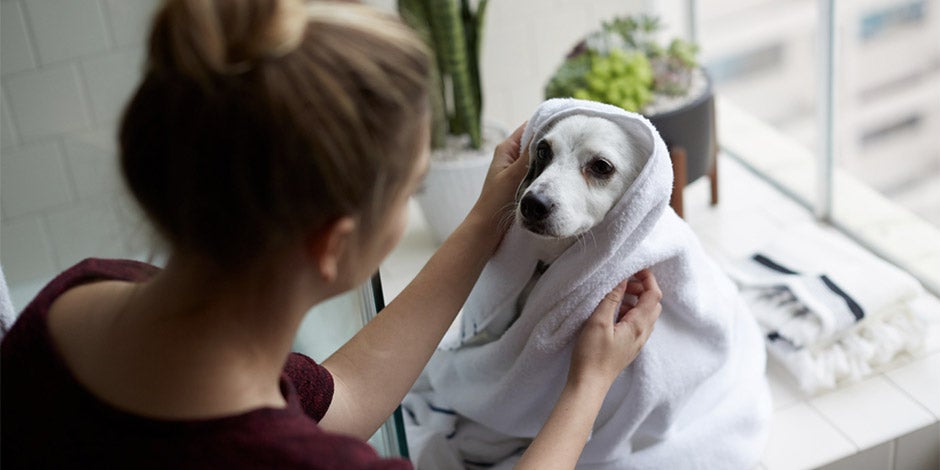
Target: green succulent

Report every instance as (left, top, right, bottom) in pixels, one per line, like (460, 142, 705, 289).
(569, 50, 653, 112)
(545, 14, 700, 112)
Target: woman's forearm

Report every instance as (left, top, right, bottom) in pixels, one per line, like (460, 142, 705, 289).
(319, 210, 501, 439)
(515, 378, 610, 469)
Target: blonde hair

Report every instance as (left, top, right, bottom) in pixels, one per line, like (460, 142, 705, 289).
(120, 0, 431, 268)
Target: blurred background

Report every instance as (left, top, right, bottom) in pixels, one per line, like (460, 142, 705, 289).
(1, 1, 938, 468)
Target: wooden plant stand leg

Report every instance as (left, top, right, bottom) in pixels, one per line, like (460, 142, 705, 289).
(669, 146, 687, 219)
(709, 158, 719, 206)
(709, 102, 719, 206)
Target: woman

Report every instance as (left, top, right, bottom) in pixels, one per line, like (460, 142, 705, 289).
(0, 1, 662, 468)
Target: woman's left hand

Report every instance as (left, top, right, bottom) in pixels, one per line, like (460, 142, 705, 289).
(467, 122, 529, 247)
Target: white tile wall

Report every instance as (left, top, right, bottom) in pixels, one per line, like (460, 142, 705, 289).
(25, 0, 111, 65)
(1, 141, 74, 218)
(1, 90, 17, 149)
(0, 216, 55, 284)
(1, 0, 153, 289)
(44, 200, 126, 269)
(62, 129, 121, 200)
(1, 1, 37, 75)
(102, 0, 161, 47)
(5, 65, 90, 140)
(80, 48, 144, 125)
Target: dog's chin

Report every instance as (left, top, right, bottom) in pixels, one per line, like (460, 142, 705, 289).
(520, 218, 583, 240)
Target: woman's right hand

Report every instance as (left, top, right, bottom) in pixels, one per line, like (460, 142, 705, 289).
(516, 269, 662, 469)
(569, 269, 663, 389)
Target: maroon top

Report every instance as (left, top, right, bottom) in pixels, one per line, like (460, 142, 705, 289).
(1, 258, 411, 469)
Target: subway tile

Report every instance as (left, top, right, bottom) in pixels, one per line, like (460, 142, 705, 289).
(102, 0, 160, 47)
(809, 375, 935, 450)
(5, 65, 90, 140)
(44, 200, 129, 270)
(0, 216, 56, 285)
(893, 423, 940, 470)
(62, 128, 120, 200)
(80, 48, 143, 124)
(761, 403, 856, 470)
(24, 0, 110, 64)
(1, 2, 37, 75)
(765, 358, 810, 410)
(817, 441, 894, 470)
(0, 141, 73, 218)
(885, 351, 940, 419)
(1, 90, 17, 148)
(111, 193, 158, 259)
(7, 276, 55, 314)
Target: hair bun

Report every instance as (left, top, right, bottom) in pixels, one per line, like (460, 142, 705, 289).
(255, 0, 307, 59)
(150, 0, 308, 82)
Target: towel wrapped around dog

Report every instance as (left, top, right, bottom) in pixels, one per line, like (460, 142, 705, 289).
(404, 99, 772, 469)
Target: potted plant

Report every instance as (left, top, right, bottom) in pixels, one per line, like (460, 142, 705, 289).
(398, 0, 503, 243)
(545, 15, 717, 215)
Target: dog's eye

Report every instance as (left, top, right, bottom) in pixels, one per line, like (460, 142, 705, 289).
(589, 159, 614, 176)
(536, 142, 550, 161)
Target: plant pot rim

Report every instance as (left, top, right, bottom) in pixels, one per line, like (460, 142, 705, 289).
(643, 69, 713, 120)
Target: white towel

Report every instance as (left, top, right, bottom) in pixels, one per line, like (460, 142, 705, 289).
(405, 99, 771, 469)
(724, 223, 928, 392)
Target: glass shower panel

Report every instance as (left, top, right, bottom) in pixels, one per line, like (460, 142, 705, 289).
(292, 277, 407, 458)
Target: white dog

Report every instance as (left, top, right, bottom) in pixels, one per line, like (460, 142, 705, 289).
(466, 115, 648, 345)
(409, 100, 770, 469)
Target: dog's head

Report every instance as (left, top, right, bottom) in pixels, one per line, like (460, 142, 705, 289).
(516, 115, 647, 239)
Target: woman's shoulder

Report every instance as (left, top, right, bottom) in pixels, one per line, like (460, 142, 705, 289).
(2, 258, 157, 353)
(13, 258, 158, 324)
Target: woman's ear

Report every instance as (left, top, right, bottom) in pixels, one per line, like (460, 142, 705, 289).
(307, 217, 357, 283)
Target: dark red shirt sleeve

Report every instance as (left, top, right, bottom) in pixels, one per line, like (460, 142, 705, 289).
(284, 352, 334, 422)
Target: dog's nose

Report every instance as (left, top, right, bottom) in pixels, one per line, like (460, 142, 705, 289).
(520, 193, 553, 221)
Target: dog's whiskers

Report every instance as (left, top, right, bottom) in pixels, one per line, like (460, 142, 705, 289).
(496, 203, 517, 233)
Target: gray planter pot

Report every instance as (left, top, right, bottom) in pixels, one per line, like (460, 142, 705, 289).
(646, 70, 716, 185)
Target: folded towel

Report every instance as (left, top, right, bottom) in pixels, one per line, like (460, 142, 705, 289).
(724, 223, 928, 392)
(405, 99, 771, 469)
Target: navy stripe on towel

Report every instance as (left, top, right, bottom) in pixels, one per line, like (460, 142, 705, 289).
(463, 459, 496, 468)
(820, 275, 865, 321)
(752, 254, 800, 275)
(428, 403, 457, 415)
